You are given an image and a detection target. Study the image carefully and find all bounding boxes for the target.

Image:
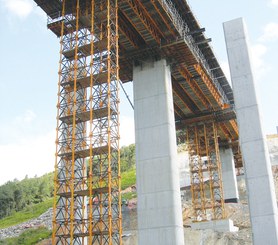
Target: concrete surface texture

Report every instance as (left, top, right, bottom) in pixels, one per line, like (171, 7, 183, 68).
(220, 147, 239, 203)
(224, 18, 278, 245)
(133, 59, 185, 245)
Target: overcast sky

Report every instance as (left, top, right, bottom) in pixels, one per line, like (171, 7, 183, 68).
(0, 0, 277, 185)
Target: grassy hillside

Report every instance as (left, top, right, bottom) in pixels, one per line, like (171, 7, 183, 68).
(0, 198, 53, 229)
(0, 227, 51, 245)
(0, 166, 136, 229)
(121, 167, 136, 190)
(0, 144, 136, 235)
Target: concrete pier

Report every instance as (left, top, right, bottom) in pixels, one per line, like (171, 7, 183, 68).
(133, 59, 185, 245)
(220, 147, 239, 203)
(224, 18, 278, 245)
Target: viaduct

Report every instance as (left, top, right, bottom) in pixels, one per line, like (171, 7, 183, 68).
(33, 0, 278, 244)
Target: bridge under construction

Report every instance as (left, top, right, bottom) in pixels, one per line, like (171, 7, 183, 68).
(33, 0, 278, 244)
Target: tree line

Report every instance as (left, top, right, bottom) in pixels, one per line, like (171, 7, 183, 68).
(0, 173, 54, 219)
(0, 144, 135, 220)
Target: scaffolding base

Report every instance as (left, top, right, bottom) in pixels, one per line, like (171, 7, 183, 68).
(191, 219, 238, 232)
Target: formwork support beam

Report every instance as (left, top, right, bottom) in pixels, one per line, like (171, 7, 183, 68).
(187, 122, 226, 222)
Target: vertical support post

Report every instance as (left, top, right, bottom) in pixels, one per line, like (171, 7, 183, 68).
(189, 123, 238, 232)
(133, 59, 185, 245)
(52, 0, 66, 243)
(187, 122, 226, 222)
(224, 18, 278, 245)
(52, 0, 121, 244)
(219, 147, 239, 203)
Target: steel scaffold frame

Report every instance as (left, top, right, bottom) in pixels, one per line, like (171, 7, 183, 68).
(52, 0, 121, 244)
(187, 122, 226, 222)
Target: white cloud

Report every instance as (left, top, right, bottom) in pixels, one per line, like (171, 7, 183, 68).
(2, 0, 34, 18)
(0, 110, 39, 145)
(251, 44, 267, 68)
(0, 114, 135, 184)
(0, 130, 55, 185)
(271, 0, 278, 6)
(15, 109, 36, 124)
(259, 22, 278, 42)
(120, 116, 135, 147)
(220, 61, 231, 86)
(250, 43, 268, 77)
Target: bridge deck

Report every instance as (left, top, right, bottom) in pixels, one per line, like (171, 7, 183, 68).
(34, 0, 240, 162)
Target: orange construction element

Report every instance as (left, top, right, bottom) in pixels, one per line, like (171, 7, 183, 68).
(52, 0, 121, 244)
(187, 122, 226, 222)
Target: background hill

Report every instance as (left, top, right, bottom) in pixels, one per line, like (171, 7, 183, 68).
(0, 142, 277, 244)
(0, 144, 136, 244)
(0, 173, 53, 220)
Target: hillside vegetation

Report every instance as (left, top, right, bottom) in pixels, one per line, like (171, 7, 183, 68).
(0, 144, 136, 228)
(0, 173, 53, 219)
(0, 199, 53, 229)
(0, 227, 51, 245)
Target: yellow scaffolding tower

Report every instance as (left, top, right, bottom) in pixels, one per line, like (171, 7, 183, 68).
(187, 122, 226, 222)
(52, 0, 121, 244)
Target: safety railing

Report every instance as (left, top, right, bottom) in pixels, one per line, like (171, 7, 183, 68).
(158, 0, 230, 104)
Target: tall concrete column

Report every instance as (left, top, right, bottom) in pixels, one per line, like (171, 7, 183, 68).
(220, 147, 239, 203)
(224, 18, 278, 245)
(133, 59, 185, 245)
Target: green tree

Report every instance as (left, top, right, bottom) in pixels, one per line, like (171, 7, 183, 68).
(0, 172, 54, 219)
(13, 188, 23, 211)
(120, 144, 135, 172)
